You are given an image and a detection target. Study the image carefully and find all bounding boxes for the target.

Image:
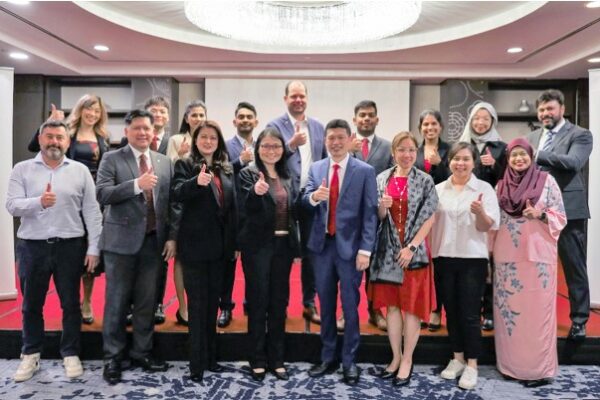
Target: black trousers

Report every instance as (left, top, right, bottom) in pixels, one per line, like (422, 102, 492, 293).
(558, 219, 590, 325)
(182, 258, 224, 373)
(245, 236, 294, 369)
(435, 257, 487, 360)
(219, 255, 240, 312)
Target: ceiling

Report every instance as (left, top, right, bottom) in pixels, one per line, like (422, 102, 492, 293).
(0, 1, 599, 83)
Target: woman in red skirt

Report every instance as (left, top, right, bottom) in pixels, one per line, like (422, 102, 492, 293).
(368, 131, 438, 387)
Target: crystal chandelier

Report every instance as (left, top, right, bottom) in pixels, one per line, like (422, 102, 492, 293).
(184, 1, 422, 48)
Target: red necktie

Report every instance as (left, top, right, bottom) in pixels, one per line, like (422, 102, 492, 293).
(327, 164, 340, 235)
(150, 135, 158, 151)
(139, 154, 156, 233)
(361, 138, 369, 160)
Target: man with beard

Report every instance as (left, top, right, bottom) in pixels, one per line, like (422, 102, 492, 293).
(218, 101, 260, 327)
(6, 120, 102, 382)
(349, 100, 393, 332)
(527, 89, 593, 340)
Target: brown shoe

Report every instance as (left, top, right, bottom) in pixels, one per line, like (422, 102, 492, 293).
(336, 315, 345, 332)
(368, 309, 387, 331)
(302, 305, 321, 325)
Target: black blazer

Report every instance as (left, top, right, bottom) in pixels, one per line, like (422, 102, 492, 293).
(472, 140, 507, 188)
(172, 158, 236, 263)
(238, 165, 300, 256)
(415, 138, 451, 185)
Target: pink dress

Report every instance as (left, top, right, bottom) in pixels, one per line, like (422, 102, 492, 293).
(492, 175, 566, 380)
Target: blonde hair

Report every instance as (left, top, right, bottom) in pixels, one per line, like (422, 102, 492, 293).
(66, 94, 109, 138)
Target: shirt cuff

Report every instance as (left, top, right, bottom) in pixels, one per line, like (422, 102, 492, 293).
(358, 250, 371, 258)
(133, 178, 142, 195)
(308, 193, 321, 206)
(86, 245, 100, 257)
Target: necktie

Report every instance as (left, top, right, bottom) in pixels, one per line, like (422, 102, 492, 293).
(361, 138, 369, 160)
(327, 164, 340, 235)
(542, 131, 555, 152)
(139, 154, 156, 233)
(150, 135, 158, 152)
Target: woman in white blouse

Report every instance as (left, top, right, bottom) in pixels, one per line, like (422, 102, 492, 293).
(430, 142, 500, 390)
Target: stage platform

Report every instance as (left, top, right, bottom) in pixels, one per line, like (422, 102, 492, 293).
(1, 261, 599, 365)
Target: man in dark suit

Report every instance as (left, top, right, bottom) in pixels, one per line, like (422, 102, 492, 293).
(527, 89, 593, 340)
(218, 101, 260, 327)
(267, 81, 327, 325)
(96, 109, 177, 384)
(304, 119, 378, 385)
(349, 99, 393, 332)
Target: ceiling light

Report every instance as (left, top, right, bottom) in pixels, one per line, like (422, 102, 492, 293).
(184, 1, 422, 47)
(7, 1, 30, 4)
(94, 44, 110, 52)
(586, 2, 600, 8)
(9, 52, 28, 60)
(507, 47, 523, 54)
(588, 57, 600, 63)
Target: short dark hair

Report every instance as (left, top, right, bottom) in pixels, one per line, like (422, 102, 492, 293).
(254, 128, 289, 180)
(325, 119, 352, 136)
(39, 119, 68, 134)
(235, 101, 257, 117)
(124, 109, 154, 126)
(448, 141, 477, 161)
(285, 81, 307, 96)
(354, 100, 377, 116)
(144, 96, 170, 112)
(536, 89, 565, 107)
(418, 109, 444, 130)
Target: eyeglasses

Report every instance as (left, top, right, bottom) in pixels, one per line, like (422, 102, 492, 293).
(260, 144, 283, 151)
(395, 147, 417, 154)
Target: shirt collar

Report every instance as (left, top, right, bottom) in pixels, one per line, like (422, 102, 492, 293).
(330, 153, 350, 170)
(546, 118, 566, 134)
(129, 144, 151, 160)
(444, 173, 480, 191)
(34, 152, 71, 167)
(355, 132, 374, 143)
(287, 112, 307, 126)
(236, 134, 254, 148)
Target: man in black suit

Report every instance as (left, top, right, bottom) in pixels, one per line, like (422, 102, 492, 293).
(527, 89, 593, 340)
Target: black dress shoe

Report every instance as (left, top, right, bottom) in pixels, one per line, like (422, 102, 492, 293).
(568, 323, 586, 341)
(208, 363, 225, 373)
(175, 309, 188, 327)
(217, 310, 232, 328)
(377, 367, 398, 380)
(392, 364, 413, 387)
(250, 368, 266, 382)
(103, 359, 122, 385)
(481, 318, 494, 331)
(189, 371, 204, 383)
(131, 356, 169, 372)
(343, 364, 360, 385)
(154, 304, 165, 325)
(522, 378, 551, 388)
(302, 305, 321, 325)
(270, 368, 289, 381)
(308, 361, 339, 378)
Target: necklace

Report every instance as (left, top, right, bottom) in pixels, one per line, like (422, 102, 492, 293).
(392, 170, 409, 245)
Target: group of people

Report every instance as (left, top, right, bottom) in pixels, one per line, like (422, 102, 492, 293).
(6, 82, 592, 390)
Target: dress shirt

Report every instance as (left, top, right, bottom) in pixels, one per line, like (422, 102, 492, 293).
(430, 174, 500, 259)
(355, 132, 374, 151)
(6, 153, 103, 255)
(130, 144, 153, 196)
(155, 130, 165, 151)
(235, 134, 255, 166)
(537, 118, 566, 154)
(288, 112, 313, 188)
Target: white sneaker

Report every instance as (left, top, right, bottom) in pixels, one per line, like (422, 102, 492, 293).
(14, 353, 40, 382)
(458, 366, 478, 390)
(440, 359, 465, 380)
(63, 355, 83, 378)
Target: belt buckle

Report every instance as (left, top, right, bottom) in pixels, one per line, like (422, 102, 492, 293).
(46, 237, 59, 244)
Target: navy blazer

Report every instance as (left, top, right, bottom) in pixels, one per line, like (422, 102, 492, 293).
(266, 114, 326, 191)
(351, 135, 394, 175)
(302, 156, 378, 261)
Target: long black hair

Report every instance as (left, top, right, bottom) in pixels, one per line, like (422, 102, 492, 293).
(190, 120, 233, 175)
(254, 128, 289, 180)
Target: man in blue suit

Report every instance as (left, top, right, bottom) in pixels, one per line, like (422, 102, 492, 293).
(303, 119, 378, 385)
(267, 81, 327, 325)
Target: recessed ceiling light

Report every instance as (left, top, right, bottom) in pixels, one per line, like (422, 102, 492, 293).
(507, 47, 523, 54)
(586, 2, 600, 8)
(9, 52, 28, 60)
(94, 45, 109, 52)
(588, 57, 600, 63)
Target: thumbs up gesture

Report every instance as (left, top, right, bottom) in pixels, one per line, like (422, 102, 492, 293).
(178, 136, 191, 157)
(523, 199, 540, 219)
(46, 103, 65, 122)
(196, 163, 212, 186)
(480, 147, 495, 167)
(311, 178, 330, 202)
(379, 187, 393, 209)
(41, 182, 56, 208)
(240, 143, 254, 164)
(470, 193, 484, 215)
(350, 132, 362, 152)
(254, 171, 270, 195)
(426, 147, 442, 165)
(288, 123, 307, 149)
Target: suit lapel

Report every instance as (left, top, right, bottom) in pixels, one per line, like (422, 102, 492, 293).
(282, 116, 295, 138)
(209, 170, 221, 207)
(367, 136, 381, 163)
(123, 146, 139, 179)
(553, 120, 572, 149)
(339, 157, 356, 199)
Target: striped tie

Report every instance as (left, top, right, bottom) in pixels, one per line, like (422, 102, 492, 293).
(542, 130, 555, 152)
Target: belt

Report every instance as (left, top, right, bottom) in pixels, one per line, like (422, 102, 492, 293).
(25, 237, 80, 244)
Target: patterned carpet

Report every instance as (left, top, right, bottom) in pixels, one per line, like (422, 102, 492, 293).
(1, 361, 599, 400)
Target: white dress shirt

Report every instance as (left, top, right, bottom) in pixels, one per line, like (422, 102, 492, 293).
(536, 118, 565, 153)
(288, 113, 313, 188)
(130, 144, 153, 196)
(430, 174, 500, 259)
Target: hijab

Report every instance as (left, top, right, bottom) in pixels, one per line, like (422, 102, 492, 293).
(496, 138, 548, 217)
(459, 102, 502, 152)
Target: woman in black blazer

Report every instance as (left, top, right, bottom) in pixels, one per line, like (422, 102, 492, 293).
(238, 128, 300, 382)
(172, 120, 236, 383)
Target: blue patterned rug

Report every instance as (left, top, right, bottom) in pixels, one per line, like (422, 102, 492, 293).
(0, 361, 598, 399)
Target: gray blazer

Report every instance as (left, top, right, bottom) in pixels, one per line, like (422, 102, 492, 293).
(352, 135, 394, 175)
(96, 145, 176, 255)
(527, 120, 593, 220)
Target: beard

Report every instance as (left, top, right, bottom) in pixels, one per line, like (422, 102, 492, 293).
(43, 145, 64, 160)
(541, 115, 560, 130)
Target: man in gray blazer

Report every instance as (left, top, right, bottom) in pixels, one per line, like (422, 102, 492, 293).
(96, 109, 177, 384)
(527, 89, 593, 340)
(349, 100, 393, 332)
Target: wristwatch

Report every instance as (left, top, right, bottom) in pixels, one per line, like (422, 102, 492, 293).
(408, 244, 417, 252)
(539, 212, 547, 221)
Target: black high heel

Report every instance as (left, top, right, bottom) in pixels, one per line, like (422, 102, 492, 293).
(392, 364, 413, 387)
(176, 309, 189, 326)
